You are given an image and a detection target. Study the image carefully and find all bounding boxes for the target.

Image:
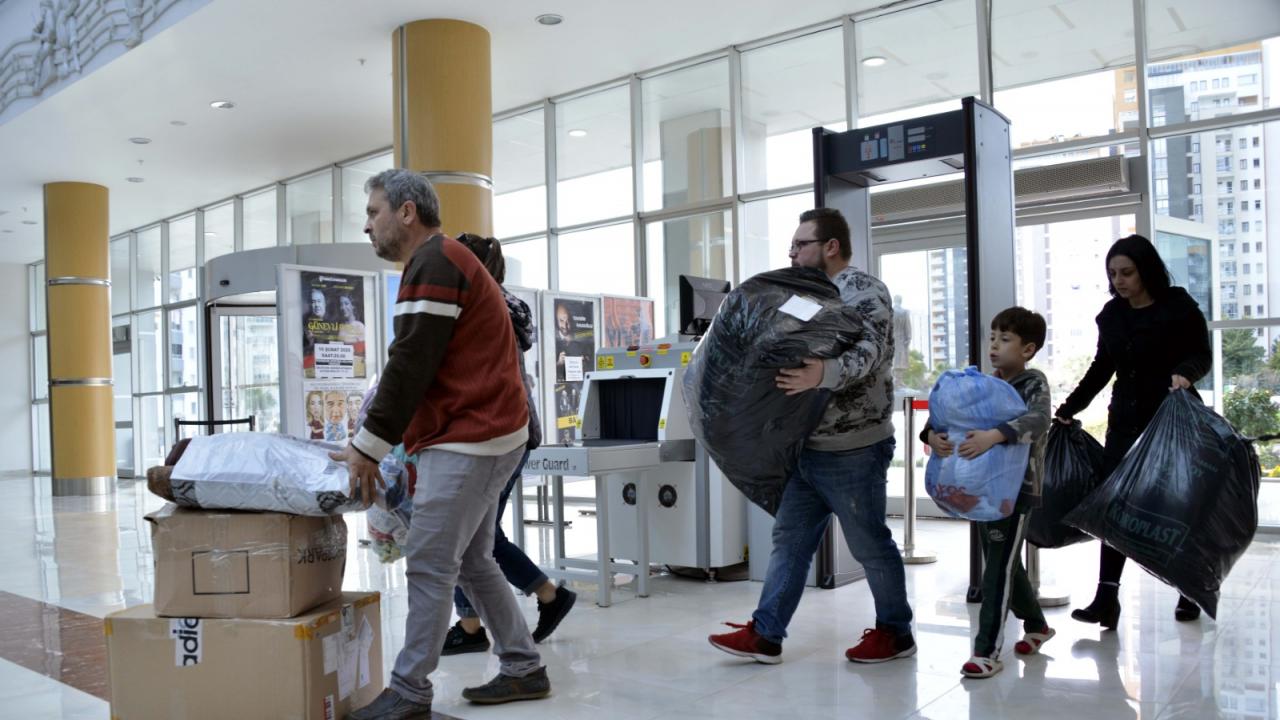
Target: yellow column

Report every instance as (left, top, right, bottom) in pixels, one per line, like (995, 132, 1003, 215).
(44, 182, 114, 496)
(392, 19, 493, 238)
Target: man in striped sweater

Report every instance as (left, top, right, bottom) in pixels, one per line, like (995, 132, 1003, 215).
(334, 169, 549, 720)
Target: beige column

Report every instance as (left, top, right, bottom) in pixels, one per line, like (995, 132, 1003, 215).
(392, 19, 493, 238)
(44, 182, 114, 496)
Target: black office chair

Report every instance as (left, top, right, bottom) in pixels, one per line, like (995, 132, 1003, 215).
(174, 416, 256, 441)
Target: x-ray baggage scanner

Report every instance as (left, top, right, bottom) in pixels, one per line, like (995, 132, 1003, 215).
(747, 96, 1016, 592)
(526, 343, 747, 607)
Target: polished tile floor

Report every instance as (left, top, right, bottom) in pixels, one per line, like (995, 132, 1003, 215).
(2, 473, 1277, 719)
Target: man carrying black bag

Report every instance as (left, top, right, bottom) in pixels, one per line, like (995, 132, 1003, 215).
(707, 208, 915, 665)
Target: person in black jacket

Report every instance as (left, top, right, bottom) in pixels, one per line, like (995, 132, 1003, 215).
(1054, 234, 1211, 627)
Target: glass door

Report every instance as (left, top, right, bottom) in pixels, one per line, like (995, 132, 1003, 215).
(209, 306, 281, 434)
(874, 233, 968, 518)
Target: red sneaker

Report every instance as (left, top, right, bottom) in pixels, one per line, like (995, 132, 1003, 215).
(845, 627, 917, 663)
(708, 621, 782, 664)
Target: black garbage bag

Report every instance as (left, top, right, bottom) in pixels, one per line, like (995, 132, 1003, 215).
(682, 266, 864, 515)
(1063, 390, 1260, 619)
(1025, 421, 1104, 549)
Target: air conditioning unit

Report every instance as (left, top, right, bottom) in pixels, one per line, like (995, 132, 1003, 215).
(870, 155, 1131, 225)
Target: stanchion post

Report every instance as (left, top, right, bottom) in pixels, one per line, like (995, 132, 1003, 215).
(901, 395, 935, 565)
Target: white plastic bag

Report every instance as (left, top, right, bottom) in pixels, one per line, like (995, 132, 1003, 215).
(170, 433, 363, 515)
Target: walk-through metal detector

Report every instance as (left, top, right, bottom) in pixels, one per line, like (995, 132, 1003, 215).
(811, 96, 1016, 594)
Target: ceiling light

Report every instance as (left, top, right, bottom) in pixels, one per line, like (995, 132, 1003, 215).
(210, 100, 235, 109)
(22, 220, 37, 225)
(129, 136, 151, 144)
(204, 232, 218, 238)
(126, 177, 145, 183)
(170, 120, 187, 126)
(567, 128, 588, 138)
(535, 13, 563, 25)
(862, 56, 887, 67)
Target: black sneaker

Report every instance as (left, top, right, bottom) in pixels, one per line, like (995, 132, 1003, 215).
(348, 688, 431, 720)
(441, 622, 490, 656)
(461, 666, 552, 704)
(532, 586, 577, 643)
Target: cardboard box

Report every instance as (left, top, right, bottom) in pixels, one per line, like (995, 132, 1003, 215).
(106, 591, 383, 720)
(147, 504, 347, 619)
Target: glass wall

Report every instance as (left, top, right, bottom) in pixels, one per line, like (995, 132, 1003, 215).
(555, 85, 633, 226)
(646, 211, 731, 335)
(503, 236, 549, 289)
(203, 202, 235, 261)
(641, 58, 731, 211)
(855, 0, 979, 123)
(340, 153, 394, 243)
(493, 109, 547, 239)
(135, 226, 162, 310)
(558, 223, 635, 296)
(740, 28, 846, 192)
(110, 235, 130, 314)
(168, 214, 197, 303)
(242, 187, 278, 250)
(286, 172, 334, 246)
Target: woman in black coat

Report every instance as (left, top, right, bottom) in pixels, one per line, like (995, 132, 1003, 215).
(1055, 234, 1212, 627)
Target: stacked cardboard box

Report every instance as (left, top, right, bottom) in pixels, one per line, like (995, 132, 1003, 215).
(106, 504, 382, 719)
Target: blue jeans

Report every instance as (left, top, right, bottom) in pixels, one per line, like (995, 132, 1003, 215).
(752, 436, 912, 643)
(453, 448, 549, 618)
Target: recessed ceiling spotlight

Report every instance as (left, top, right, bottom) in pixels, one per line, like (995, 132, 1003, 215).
(210, 100, 235, 109)
(129, 137, 151, 144)
(862, 56, 887, 67)
(170, 120, 187, 126)
(22, 220, 37, 225)
(535, 13, 563, 26)
(567, 128, 588, 138)
(126, 177, 145, 183)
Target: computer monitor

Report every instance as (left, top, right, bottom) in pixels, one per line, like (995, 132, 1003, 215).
(678, 274, 730, 337)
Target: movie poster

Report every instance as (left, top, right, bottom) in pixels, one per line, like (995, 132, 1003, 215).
(301, 271, 367, 379)
(301, 379, 369, 442)
(552, 298, 596, 443)
(602, 297, 654, 349)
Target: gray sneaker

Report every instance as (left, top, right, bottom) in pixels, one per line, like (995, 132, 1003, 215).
(461, 666, 551, 705)
(348, 688, 432, 720)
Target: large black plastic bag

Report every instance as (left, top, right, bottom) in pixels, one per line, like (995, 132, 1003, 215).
(682, 266, 864, 515)
(1025, 421, 1104, 549)
(1063, 390, 1260, 618)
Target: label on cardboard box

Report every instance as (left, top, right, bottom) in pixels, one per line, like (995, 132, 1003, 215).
(169, 618, 202, 667)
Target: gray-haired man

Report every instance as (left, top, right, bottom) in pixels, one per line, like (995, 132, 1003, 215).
(333, 169, 550, 719)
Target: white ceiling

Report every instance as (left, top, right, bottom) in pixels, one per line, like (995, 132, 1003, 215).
(0, 0, 883, 263)
(1, 0, 1276, 265)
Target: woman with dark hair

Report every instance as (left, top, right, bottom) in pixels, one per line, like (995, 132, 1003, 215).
(441, 233, 576, 654)
(1055, 234, 1212, 626)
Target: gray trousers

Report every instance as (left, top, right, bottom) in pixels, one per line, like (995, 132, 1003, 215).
(390, 446, 541, 705)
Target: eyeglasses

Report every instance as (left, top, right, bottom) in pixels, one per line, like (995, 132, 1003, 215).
(789, 239, 824, 253)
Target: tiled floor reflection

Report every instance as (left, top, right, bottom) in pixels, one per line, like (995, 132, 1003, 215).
(3, 474, 1280, 719)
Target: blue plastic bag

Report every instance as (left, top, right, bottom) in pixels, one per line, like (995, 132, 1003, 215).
(924, 367, 1030, 521)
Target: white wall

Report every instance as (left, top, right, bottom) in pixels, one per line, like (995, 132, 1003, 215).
(0, 263, 31, 474)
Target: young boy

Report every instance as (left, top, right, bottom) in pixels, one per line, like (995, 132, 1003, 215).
(922, 306, 1054, 678)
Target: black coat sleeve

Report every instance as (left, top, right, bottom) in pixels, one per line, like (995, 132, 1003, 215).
(1172, 301, 1212, 383)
